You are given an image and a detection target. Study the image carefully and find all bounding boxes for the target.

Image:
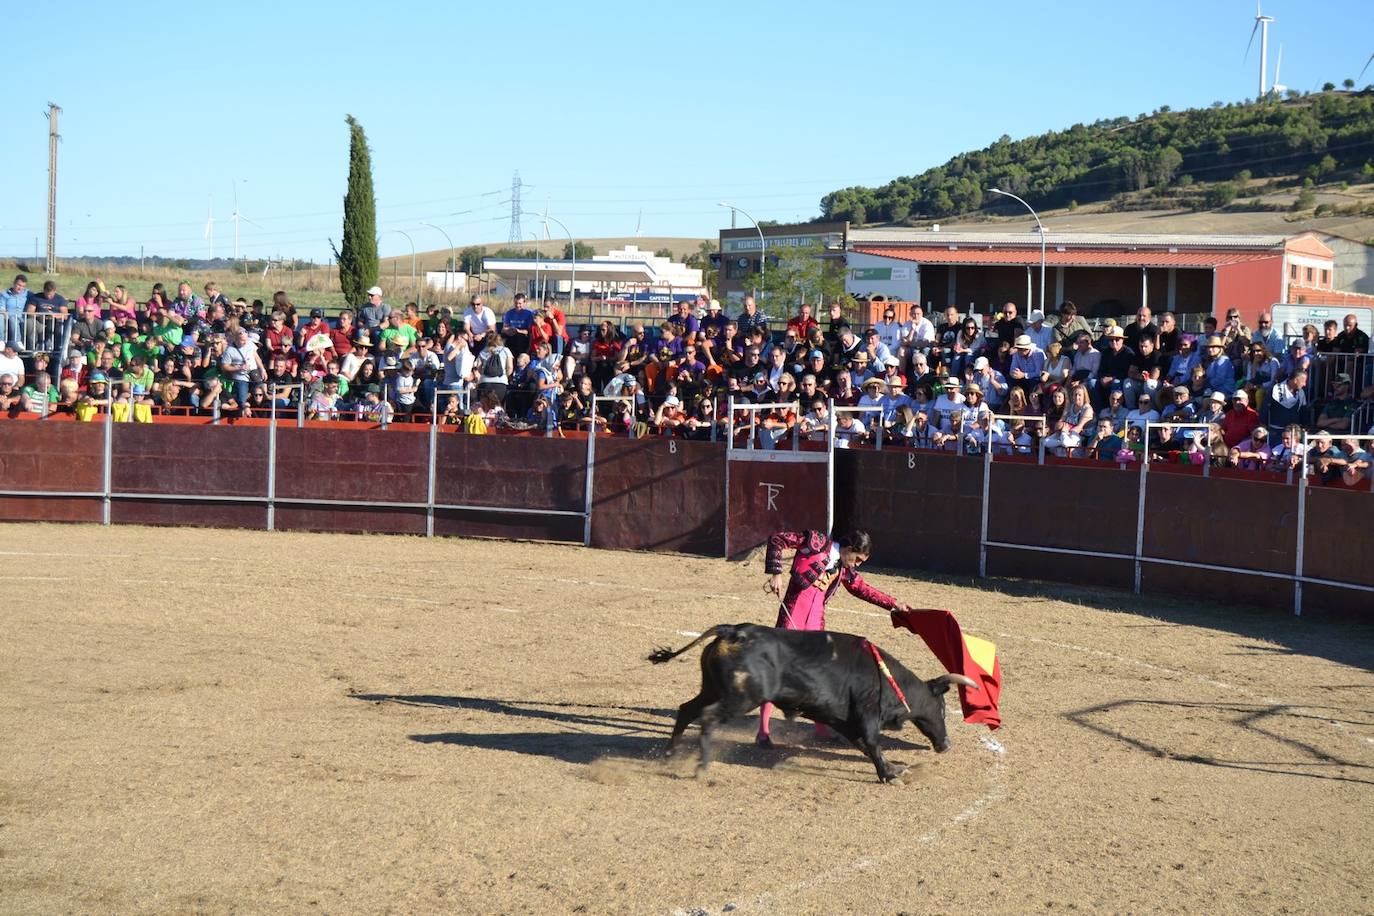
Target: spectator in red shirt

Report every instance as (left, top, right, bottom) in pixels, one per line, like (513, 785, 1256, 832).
(265, 312, 295, 357)
(298, 308, 332, 349)
(330, 310, 357, 357)
(1219, 389, 1260, 447)
(786, 303, 819, 339)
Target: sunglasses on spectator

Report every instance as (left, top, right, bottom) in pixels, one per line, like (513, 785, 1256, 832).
(1258, 320, 1271, 326)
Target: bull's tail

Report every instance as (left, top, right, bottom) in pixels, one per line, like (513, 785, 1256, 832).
(647, 626, 727, 665)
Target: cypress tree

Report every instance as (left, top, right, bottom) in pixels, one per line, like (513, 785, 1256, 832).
(339, 114, 378, 308)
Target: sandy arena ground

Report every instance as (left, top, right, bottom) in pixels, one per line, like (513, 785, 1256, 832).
(2, 523, 1372, 915)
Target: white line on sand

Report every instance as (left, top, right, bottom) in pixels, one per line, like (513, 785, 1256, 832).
(354, 594, 444, 606)
(0, 550, 228, 562)
(513, 574, 741, 603)
(684, 783, 1007, 914)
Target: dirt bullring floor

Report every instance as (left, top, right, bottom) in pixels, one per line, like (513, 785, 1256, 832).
(2, 523, 1372, 914)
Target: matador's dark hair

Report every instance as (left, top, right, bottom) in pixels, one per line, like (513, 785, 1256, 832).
(837, 530, 873, 554)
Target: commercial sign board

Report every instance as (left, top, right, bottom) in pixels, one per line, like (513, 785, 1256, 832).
(850, 266, 913, 281)
(722, 233, 843, 253)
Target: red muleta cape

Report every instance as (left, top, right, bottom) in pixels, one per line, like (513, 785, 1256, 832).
(890, 609, 1002, 730)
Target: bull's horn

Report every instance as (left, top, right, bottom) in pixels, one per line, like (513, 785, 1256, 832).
(943, 673, 979, 690)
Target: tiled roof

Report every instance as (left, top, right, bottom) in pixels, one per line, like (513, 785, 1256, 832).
(852, 247, 1282, 268)
(848, 229, 1290, 249)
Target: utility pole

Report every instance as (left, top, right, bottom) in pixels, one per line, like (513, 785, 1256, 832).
(46, 102, 61, 274)
(508, 170, 523, 244)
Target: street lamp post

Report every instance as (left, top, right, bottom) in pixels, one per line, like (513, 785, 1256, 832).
(419, 222, 457, 299)
(379, 228, 418, 308)
(988, 188, 1045, 316)
(528, 234, 542, 301)
(542, 214, 578, 328)
(719, 201, 764, 304)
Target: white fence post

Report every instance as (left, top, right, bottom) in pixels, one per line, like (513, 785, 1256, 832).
(101, 405, 113, 526)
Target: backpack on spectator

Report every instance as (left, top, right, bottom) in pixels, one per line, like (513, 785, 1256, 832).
(482, 348, 505, 379)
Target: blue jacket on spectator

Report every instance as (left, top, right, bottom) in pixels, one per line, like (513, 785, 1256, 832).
(1254, 328, 1284, 357)
(0, 287, 26, 314)
(1203, 356, 1235, 396)
(1167, 350, 1199, 385)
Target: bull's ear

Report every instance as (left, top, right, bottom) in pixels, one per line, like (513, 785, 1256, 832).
(926, 677, 953, 696)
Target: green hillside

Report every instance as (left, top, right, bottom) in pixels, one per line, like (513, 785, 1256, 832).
(821, 90, 1374, 225)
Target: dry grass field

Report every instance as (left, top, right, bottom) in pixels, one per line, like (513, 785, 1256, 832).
(2, 523, 1372, 914)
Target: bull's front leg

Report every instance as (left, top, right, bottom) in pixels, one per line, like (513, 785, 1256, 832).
(838, 718, 906, 783)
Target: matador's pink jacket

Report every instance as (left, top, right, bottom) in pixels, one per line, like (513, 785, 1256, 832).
(764, 530, 897, 630)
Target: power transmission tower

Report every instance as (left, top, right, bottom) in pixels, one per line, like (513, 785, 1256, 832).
(46, 102, 61, 274)
(508, 170, 523, 244)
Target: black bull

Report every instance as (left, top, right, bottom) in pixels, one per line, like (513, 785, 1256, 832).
(648, 623, 977, 783)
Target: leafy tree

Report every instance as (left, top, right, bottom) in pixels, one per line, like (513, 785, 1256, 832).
(653, 247, 674, 259)
(1323, 82, 1337, 92)
(1151, 147, 1184, 185)
(458, 246, 487, 274)
(1292, 188, 1317, 211)
(1204, 183, 1238, 208)
(750, 241, 843, 313)
(1343, 79, 1356, 90)
(817, 92, 1374, 223)
(683, 241, 720, 299)
(562, 241, 596, 260)
(338, 115, 378, 308)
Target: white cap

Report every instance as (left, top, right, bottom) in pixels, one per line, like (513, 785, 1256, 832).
(1029, 310, 1045, 322)
(973, 356, 990, 370)
(366, 286, 383, 297)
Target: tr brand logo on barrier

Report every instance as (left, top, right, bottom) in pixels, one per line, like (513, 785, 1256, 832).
(759, 482, 784, 511)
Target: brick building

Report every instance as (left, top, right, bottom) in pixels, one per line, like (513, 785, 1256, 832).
(843, 228, 1374, 328)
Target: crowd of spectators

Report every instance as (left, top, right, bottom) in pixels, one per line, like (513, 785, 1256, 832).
(0, 272, 1370, 485)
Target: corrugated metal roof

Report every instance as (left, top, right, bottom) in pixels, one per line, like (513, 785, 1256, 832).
(853, 247, 1283, 268)
(848, 228, 1290, 249)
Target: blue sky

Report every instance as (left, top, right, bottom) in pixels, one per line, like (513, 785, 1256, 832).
(5, 0, 1371, 263)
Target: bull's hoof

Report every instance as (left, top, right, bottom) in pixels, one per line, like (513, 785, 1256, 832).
(754, 734, 775, 750)
(880, 765, 909, 784)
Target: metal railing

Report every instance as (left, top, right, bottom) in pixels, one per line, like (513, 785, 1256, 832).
(1305, 351, 1372, 405)
(12, 314, 73, 357)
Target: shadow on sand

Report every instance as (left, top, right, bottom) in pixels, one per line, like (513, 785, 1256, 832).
(1065, 697, 1374, 785)
(350, 692, 932, 779)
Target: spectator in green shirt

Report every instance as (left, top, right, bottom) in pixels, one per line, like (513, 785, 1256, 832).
(21, 372, 57, 413)
(379, 311, 418, 359)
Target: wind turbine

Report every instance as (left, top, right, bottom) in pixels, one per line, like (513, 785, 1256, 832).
(1244, 0, 1275, 98)
(1271, 44, 1286, 96)
(1360, 52, 1373, 84)
(203, 196, 215, 260)
(229, 180, 263, 261)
